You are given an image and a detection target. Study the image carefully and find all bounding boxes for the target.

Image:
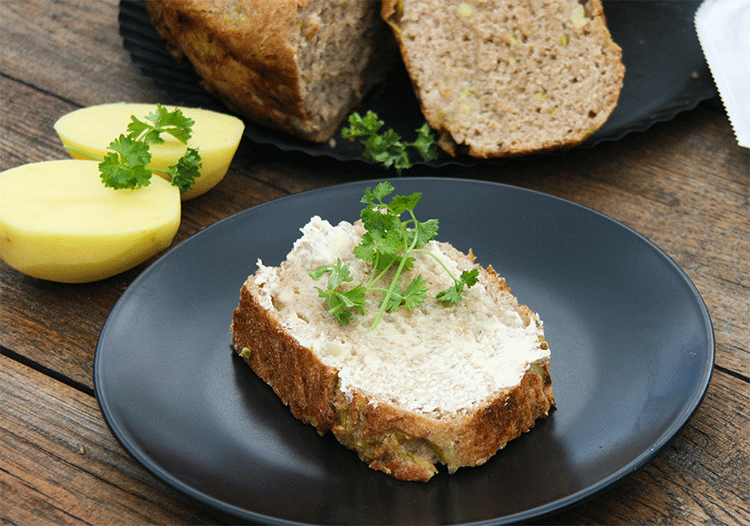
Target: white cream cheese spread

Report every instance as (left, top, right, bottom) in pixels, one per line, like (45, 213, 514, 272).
(252, 216, 550, 416)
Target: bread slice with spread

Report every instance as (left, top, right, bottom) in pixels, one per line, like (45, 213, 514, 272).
(381, 0, 625, 157)
(231, 214, 554, 481)
(145, 0, 397, 142)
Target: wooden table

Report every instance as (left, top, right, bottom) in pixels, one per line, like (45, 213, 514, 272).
(2, 0, 749, 524)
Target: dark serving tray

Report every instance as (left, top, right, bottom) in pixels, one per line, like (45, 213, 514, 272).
(119, 0, 717, 166)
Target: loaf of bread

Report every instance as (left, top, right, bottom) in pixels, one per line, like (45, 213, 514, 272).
(145, 0, 397, 142)
(231, 216, 555, 481)
(381, 0, 625, 157)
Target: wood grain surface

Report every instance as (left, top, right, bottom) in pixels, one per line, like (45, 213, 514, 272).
(1, 0, 749, 524)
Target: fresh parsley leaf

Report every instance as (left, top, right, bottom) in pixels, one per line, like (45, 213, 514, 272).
(309, 265, 330, 281)
(65, 104, 203, 194)
(388, 192, 422, 215)
(310, 182, 478, 329)
(127, 104, 195, 145)
(342, 112, 439, 174)
(361, 180, 395, 204)
(98, 135, 153, 190)
(411, 123, 440, 163)
(320, 284, 367, 325)
(436, 268, 480, 303)
(324, 259, 353, 289)
(341, 110, 382, 138)
(167, 146, 202, 194)
(408, 218, 439, 248)
(311, 260, 366, 324)
(398, 275, 429, 310)
(126, 115, 160, 144)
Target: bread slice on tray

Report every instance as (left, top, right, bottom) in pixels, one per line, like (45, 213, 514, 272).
(231, 216, 555, 481)
(145, 0, 397, 142)
(381, 0, 625, 157)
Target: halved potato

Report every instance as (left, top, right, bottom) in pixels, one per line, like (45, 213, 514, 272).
(0, 160, 181, 283)
(54, 103, 245, 200)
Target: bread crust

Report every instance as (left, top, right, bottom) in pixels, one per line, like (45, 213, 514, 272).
(145, 0, 395, 142)
(381, 0, 625, 158)
(146, 0, 309, 136)
(231, 276, 340, 433)
(231, 264, 555, 482)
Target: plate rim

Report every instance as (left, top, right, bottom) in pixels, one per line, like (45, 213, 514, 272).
(94, 177, 715, 525)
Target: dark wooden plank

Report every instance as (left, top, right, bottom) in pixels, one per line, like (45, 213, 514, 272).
(0, 0, 159, 106)
(0, 354, 239, 525)
(0, 75, 74, 171)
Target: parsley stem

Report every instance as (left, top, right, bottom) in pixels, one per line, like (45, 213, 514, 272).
(328, 304, 345, 316)
(64, 144, 178, 178)
(369, 219, 422, 330)
(366, 255, 400, 290)
(366, 253, 387, 288)
(63, 145, 102, 161)
(62, 145, 174, 176)
(411, 248, 461, 285)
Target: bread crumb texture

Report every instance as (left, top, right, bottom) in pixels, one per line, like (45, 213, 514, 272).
(145, 0, 396, 142)
(382, 0, 624, 157)
(232, 217, 555, 481)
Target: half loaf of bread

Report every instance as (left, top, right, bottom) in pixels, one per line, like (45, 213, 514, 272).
(231, 216, 555, 481)
(381, 0, 625, 157)
(145, 0, 397, 142)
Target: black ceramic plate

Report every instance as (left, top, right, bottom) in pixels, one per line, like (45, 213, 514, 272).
(118, 0, 717, 166)
(95, 178, 714, 525)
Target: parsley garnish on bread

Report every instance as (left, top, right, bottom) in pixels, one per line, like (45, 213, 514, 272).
(231, 183, 555, 481)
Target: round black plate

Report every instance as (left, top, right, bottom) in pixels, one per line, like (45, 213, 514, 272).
(118, 0, 716, 166)
(95, 178, 714, 525)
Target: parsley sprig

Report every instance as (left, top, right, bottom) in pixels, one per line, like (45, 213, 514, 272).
(310, 182, 479, 329)
(66, 104, 202, 194)
(341, 111, 439, 174)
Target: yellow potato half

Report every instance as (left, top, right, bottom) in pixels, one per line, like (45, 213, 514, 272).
(0, 160, 181, 283)
(54, 103, 245, 200)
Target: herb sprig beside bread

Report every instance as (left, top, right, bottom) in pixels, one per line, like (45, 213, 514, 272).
(341, 112, 440, 173)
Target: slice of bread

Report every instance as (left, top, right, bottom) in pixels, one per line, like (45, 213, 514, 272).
(381, 0, 625, 157)
(145, 0, 397, 142)
(231, 216, 555, 481)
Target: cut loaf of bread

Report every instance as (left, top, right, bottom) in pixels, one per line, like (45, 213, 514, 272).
(231, 216, 555, 481)
(381, 0, 625, 157)
(145, 0, 397, 142)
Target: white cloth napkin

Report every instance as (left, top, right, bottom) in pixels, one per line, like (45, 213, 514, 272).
(695, 0, 750, 147)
